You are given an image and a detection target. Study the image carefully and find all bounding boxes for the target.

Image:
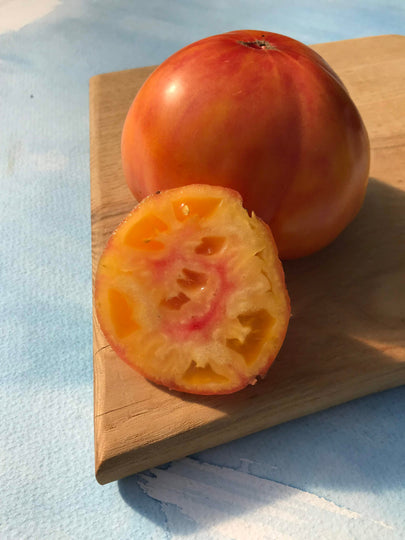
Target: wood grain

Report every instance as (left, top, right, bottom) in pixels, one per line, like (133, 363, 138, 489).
(90, 35, 405, 485)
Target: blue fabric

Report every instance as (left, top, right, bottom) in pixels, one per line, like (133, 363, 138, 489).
(1, 1, 404, 538)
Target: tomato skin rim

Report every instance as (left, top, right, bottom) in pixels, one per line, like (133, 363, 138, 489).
(94, 184, 291, 395)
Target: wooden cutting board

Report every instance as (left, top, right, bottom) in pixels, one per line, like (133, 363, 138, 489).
(90, 34, 405, 485)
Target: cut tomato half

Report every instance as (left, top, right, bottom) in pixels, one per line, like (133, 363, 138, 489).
(95, 184, 290, 395)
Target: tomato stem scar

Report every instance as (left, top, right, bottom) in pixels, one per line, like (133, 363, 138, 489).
(238, 39, 276, 50)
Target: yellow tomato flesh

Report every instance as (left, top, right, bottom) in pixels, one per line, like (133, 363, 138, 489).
(95, 184, 290, 395)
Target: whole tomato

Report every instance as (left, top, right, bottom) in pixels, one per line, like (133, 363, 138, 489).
(121, 30, 370, 259)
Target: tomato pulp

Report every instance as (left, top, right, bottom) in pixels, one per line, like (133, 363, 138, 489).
(95, 185, 290, 394)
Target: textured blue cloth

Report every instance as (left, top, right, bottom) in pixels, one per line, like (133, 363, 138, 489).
(1, 1, 404, 538)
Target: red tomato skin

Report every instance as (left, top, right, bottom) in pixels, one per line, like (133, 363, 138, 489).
(121, 30, 370, 259)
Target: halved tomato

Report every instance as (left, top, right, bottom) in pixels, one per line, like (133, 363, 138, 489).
(94, 184, 290, 395)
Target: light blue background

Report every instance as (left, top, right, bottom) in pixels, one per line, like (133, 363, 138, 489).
(1, 1, 404, 538)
